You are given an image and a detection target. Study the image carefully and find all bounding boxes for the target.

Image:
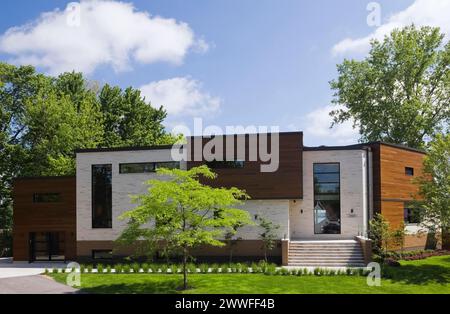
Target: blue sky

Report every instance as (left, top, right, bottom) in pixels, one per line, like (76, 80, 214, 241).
(0, 0, 448, 146)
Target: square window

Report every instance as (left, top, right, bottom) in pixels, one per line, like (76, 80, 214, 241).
(405, 167, 414, 176)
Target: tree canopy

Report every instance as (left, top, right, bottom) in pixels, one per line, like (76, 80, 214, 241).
(330, 25, 450, 149)
(0, 62, 177, 231)
(415, 134, 450, 237)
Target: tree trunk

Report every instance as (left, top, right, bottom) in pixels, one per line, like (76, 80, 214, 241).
(183, 247, 187, 290)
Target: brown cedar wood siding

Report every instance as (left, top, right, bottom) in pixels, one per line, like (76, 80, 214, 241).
(13, 177, 76, 261)
(370, 143, 427, 249)
(186, 132, 303, 199)
(77, 240, 281, 258)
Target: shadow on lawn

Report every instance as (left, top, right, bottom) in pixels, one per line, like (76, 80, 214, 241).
(385, 264, 450, 285)
(80, 279, 183, 294)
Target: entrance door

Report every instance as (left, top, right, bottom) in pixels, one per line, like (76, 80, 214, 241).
(29, 232, 65, 262)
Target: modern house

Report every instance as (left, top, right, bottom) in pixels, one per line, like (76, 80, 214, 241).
(12, 132, 429, 266)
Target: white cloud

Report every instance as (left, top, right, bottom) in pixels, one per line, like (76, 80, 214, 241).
(298, 105, 359, 145)
(0, 0, 208, 74)
(140, 77, 221, 117)
(332, 0, 450, 56)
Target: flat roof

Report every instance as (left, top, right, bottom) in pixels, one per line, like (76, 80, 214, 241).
(75, 144, 182, 153)
(304, 141, 426, 154)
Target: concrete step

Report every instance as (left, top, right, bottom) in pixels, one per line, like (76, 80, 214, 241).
(288, 263, 366, 267)
(287, 240, 365, 267)
(289, 254, 364, 259)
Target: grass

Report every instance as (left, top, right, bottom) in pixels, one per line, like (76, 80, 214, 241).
(49, 255, 450, 294)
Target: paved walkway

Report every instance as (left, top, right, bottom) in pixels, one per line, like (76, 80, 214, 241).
(0, 258, 68, 279)
(0, 275, 79, 294)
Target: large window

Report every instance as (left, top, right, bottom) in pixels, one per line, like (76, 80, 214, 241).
(404, 205, 421, 224)
(33, 193, 61, 203)
(313, 163, 341, 234)
(206, 160, 244, 169)
(119, 161, 180, 174)
(92, 164, 112, 228)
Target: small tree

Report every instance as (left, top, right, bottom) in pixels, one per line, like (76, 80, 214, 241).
(415, 133, 450, 249)
(255, 215, 279, 262)
(117, 166, 252, 290)
(369, 213, 391, 256)
(224, 222, 245, 264)
(391, 222, 406, 254)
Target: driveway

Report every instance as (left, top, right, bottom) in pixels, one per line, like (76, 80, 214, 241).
(0, 258, 79, 294)
(0, 257, 67, 279)
(0, 275, 79, 294)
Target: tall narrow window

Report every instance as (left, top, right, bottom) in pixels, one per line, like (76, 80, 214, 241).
(92, 164, 112, 228)
(313, 163, 341, 234)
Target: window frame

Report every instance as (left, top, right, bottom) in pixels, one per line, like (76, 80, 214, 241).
(92, 249, 113, 260)
(404, 204, 421, 225)
(313, 162, 341, 235)
(32, 193, 61, 203)
(92, 164, 113, 229)
(119, 161, 180, 174)
(205, 160, 245, 169)
(405, 167, 414, 176)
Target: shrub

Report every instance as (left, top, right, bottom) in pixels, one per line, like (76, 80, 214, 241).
(97, 264, 104, 274)
(211, 263, 220, 273)
(87, 265, 93, 273)
(44, 268, 49, 274)
(187, 263, 197, 273)
(131, 263, 140, 273)
(115, 264, 123, 274)
(106, 265, 112, 273)
(160, 264, 168, 274)
(148, 264, 158, 273)
(141, 263, 150, 273)
(52, 268, 58, 274)
(264, 263, 277, 275)
(220, 264, 229, 273)
(169, 264, 179, 274)
(123, 264, 131, 274)
(384, 258, 401, 267)
(199, 263, 209, 274)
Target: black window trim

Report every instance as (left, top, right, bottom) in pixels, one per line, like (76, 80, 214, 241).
(119, 161, 180, 174)
(92, 164, 112, 229)
(92, 249, 113, 260)
(313, 162, 341, 235)
(32, 192, 62, 203)
(405, 167, 414, 176)
(205, 160, 245, 169)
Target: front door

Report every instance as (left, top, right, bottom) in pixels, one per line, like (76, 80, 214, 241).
(29, 232, 65, 262)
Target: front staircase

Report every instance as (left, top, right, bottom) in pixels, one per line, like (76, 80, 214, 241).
(287, 240, 366, 267)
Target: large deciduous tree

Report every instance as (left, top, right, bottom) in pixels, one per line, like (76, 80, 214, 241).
(330, 25, 450, 149)
(118, 166, 252, 290)
(0, 63, 177, 246)
(415, 134, 450, 249)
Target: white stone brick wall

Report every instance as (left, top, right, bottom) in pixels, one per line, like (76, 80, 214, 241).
(76, 149, 288, 241)
(289, 149, 368, 240)
(76, 149, 186, 241)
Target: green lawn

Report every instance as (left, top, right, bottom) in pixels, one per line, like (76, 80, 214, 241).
(50, 255, 450, 294)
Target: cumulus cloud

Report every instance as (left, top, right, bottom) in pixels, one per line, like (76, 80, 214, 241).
(299, 105, 359, 145)
(0, 0, 208, 74)
(140, 77, 221, 117)
(332, 0, 450, 56)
